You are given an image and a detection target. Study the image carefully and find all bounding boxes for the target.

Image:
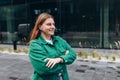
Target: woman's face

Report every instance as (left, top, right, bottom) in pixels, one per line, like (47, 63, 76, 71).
(39, 18, 55, 37)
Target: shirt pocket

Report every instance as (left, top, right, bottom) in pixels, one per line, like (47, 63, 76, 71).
(47, 52, 56, 58)
(47, 50, 58, 58)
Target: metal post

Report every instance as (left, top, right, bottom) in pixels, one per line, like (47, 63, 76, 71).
(13, 40, 17, 50)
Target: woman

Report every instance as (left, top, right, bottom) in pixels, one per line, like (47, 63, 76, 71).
(29, 13, 76, 80)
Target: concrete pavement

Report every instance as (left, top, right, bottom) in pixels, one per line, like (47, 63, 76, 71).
(0, 54, 33, 80)
(68, 59, 120, 80)
(0, 53, 120, 80)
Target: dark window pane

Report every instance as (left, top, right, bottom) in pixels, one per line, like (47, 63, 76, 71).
(12, 0, 26, 5)
(0, 0, 11, 6)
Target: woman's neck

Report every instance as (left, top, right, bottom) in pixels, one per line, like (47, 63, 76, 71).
(41, 33, 51, 40)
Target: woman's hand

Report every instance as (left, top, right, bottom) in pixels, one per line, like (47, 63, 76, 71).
(44, 58, 63, 68)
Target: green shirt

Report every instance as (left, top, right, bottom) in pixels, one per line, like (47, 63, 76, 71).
(29, 35, 76, 80)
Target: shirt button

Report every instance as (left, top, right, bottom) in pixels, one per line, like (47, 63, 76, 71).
(65, 60, 68, 62)
(58, 72, 62, 76)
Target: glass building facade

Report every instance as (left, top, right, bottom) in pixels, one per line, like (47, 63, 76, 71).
(0, 0, 120, 49)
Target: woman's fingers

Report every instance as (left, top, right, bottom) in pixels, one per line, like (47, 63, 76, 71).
(45, 58, 63, 68)
(46, 59, 54, 68)
(50, 62, 56, 68)
(44, 58, 50, 62)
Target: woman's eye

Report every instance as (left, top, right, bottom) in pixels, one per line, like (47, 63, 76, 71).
(46, 23, 51, 26)
(46, 23, 55, 26)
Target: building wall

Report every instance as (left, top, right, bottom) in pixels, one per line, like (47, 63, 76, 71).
(0, 0, 120, 49)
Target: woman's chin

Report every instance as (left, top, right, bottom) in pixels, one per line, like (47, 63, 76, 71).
(50, 33, 54, 36)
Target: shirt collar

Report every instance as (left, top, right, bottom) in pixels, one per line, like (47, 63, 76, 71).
(37, 35, 57, 45)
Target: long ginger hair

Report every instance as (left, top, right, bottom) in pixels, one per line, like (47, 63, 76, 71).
(29, 13, 54, 43)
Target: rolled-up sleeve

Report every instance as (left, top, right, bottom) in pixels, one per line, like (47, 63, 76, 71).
(29, 40, 63, 75)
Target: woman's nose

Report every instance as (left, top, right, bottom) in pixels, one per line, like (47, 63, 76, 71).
(51, 25, 55, 29)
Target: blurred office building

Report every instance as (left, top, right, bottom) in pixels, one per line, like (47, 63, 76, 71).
(0, 0, 120, 49)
